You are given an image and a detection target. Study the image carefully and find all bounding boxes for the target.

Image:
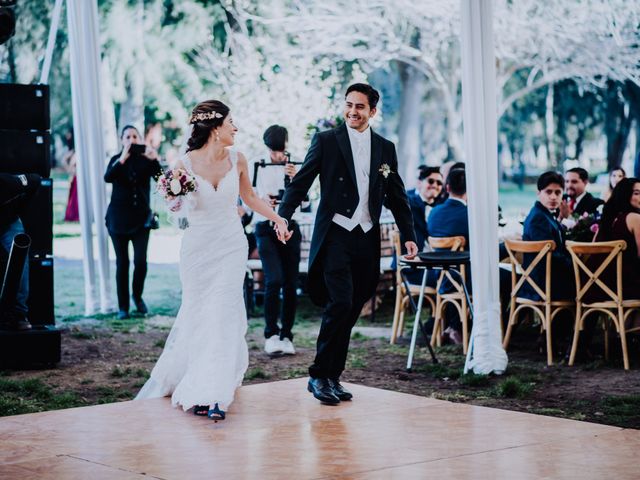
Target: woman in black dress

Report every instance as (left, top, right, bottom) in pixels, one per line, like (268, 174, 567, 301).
(105, 125, 162, 319)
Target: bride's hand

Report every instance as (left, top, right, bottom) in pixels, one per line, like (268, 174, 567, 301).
(273, 217, 292, 244)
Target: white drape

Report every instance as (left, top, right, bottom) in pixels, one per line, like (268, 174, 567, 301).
(460, 0, 508, 374)
(67, 0, 113, 314)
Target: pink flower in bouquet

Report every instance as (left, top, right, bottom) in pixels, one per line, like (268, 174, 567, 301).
(590, 223, 599, 234)
(156, 168, 198, 200)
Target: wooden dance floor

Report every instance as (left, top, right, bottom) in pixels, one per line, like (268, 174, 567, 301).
(1, 378, 638, 479)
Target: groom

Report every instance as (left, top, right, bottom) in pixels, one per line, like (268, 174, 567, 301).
(279, 83, 418, 404)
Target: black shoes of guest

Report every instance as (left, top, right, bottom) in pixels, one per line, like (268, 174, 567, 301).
(132, 297, 148, 315)
(328, 378, 353, 401)
(0, 312, 32, 331)
(117, 310, 130, 320)
(307, 377, 340, 405)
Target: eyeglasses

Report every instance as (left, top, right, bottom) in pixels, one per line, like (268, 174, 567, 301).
(426, 178, 443, 186)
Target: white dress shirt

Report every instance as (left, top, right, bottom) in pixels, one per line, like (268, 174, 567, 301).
(332, 126, 374, 232)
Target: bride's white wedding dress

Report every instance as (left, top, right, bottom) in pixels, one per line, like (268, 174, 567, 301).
(136, 149, 249, 411)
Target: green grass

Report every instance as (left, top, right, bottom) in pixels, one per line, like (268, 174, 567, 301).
(0, 377, 85, 416)
(494, 378, 533, 399)
(599, 395, 640, 424)
(245, 367, 270, 380)
(458, 373, 490, 387)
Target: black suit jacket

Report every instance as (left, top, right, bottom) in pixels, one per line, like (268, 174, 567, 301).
(521, 201, 575, 301)
(104, 153, 162, 235)
(278, 123, 416, 305)
(0, 173, 41, 228)
(574, 192, 604, 216)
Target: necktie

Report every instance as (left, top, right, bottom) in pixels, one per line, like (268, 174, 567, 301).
(569, 198, 576, 211)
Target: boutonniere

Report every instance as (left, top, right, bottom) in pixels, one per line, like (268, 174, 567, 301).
(379, 163, 393, 178)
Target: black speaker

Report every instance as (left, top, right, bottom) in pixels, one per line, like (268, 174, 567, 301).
(0, 326, 61, 368)
(27, 255, 54, 326)
(0, 84, 50, 131)
(0, 129, 51, 177)
(20, 178, 53, 256)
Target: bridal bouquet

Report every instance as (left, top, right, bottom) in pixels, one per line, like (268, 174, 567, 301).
(156, 168, 198, 212)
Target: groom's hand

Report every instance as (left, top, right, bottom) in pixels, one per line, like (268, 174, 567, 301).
(404, 241, 419, 260)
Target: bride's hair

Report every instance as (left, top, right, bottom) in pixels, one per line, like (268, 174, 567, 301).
(186, 100, 230, 152)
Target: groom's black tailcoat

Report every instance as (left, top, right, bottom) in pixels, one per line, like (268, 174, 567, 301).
(279, 123, 416, 379)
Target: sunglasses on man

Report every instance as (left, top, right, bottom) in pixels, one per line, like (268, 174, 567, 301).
(425, 178, 443, 186)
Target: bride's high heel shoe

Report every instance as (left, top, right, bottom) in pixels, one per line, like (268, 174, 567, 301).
(193, 405, 209, 417)
(207, 403, 225, 421)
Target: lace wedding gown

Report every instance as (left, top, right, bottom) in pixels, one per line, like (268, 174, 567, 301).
(136, 149, 249, 411)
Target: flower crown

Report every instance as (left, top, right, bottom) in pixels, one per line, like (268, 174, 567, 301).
(189, 111, 223, 124)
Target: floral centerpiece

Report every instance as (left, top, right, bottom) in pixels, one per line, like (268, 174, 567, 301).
(156, 168, 198, 212)
(561, 210, 601, 241)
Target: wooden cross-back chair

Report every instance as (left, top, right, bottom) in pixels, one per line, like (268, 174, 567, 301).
(501, 239, 574, 366)
(428, 235, 470, 353)
(567, 240, 640, 370)
(389, 230, 437, 344)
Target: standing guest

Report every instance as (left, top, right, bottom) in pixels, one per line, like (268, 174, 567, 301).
(0, 173, 41, 331)
(62, 129, 79, 222)
(105, 125, 162, 320)
(603, 167, 626, 202)
(145, 122, 163, 152)
(253, 125, 302, 356)
(521, 171, 575, 301)
(560, 167, 604, 218)
(595, 177, 640, 299)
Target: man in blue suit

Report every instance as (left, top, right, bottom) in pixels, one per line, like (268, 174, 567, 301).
(521, 171, 575, 301)
(399, 167, 445, 284)
(427, 167, 469, 343)
(429, 167, 512, 342)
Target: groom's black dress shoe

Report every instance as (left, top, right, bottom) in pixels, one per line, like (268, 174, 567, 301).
(329, 378, 353, 401)
(307, 378, 340, 405)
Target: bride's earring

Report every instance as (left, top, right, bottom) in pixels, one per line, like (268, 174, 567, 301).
(215, 130, 220, 142)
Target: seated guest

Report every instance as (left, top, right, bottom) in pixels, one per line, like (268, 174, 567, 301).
(521, 171, 575, 301)
(406, 164, 428, 197)
(594, 177, 640, 299)
(427, 167, 469, 343)
(560, 167, 604, 218)
(401, 166, 444, 285)
(409, 166, 444, 251)
(603, 167, 626, 202)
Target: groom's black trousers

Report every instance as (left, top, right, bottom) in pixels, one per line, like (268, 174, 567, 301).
(309, 223, 378, 380)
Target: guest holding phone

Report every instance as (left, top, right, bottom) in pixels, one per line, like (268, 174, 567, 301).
(105, 125, 162, 319)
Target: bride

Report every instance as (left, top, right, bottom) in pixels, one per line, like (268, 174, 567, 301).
(135, 100, 290, 420)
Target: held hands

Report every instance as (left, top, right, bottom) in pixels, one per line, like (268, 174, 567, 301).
(273, 217, 293, 244)
(403, 241, 419, 260)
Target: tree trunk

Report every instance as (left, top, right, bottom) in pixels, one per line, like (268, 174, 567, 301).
(397, 62, 427, 181)
(605, 81, 632, 171)
(544, 86, 556, 168)
(7, 40, 17, 83)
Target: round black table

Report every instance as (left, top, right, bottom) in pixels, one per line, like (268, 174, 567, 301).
(399, 251, 471, 370)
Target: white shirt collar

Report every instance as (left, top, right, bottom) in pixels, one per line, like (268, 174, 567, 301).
(575, 191, 587, 204)
(347, 125, 371, 145)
